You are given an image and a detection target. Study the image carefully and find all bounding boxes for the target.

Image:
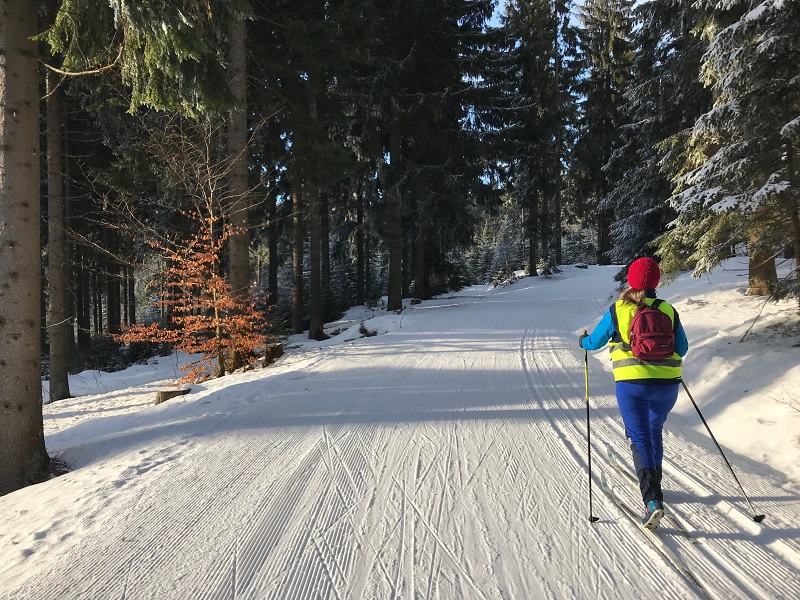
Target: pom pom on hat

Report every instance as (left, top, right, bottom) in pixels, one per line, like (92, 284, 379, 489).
(627, 257, 660, 290)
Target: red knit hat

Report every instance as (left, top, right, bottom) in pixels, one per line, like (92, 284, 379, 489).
(627, 257, 660, 290)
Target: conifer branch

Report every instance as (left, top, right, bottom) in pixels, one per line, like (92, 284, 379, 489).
(40, 45, 123, 77)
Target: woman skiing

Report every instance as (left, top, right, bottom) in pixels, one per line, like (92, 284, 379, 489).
(579, 257, 688, 529)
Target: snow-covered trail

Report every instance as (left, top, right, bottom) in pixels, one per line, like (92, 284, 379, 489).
(2, 267, 799, 599)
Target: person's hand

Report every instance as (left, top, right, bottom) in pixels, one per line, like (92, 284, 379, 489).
(579, 329, 589, 349)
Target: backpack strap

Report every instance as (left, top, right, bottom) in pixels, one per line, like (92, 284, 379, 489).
(649, 298, 678, 332)
(609, 303, 623, 343)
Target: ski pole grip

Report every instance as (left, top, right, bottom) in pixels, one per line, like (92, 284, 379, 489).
(579, 329, 589, 349)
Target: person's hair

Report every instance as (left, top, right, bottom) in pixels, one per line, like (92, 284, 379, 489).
(619, 287, 647, 309)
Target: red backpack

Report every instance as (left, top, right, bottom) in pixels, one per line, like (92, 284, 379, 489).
(628, 299, 675, 361)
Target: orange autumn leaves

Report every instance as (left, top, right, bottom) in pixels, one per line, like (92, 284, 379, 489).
(118, 211, 272, 382)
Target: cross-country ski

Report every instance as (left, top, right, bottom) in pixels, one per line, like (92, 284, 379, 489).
(599, 469, 712, 599)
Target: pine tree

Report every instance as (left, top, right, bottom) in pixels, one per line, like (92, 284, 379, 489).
(406, 0, 492, 299)
(606, 0, 710, 270)
(572, 0, 635, 265)
(250, 0, 360, 335)
(291, 190, 305, 333)
(0, 0, 50, 494)
(660, 0, 800, 298)
(46, 68, 73, 402)
(224, 6, 253, 360)
(500, 0, 563, 274)
(40, 0, 232, 114)
(552, 0, 581, 266)
(353, 0, 492, 309)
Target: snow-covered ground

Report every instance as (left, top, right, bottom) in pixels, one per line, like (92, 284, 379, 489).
(2, 258, 799, 599)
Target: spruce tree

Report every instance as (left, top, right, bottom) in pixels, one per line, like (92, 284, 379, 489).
(0, 0, 50, 494)
(41, 0, 232, 114)
(552, 0, 581, 266)
(572, 0, 635, 265)
(250, 0, 360, 335)
(46, 68, 73, 402)
(225, 6, 253, 361)
(660, 0, 800, 297)
(354, 0, 492, 309)
(499, 0, 566, 274)
(606, 0, 710, 269)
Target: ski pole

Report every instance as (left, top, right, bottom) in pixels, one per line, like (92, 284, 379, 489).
(584, 339, 599, 523)
(681, 380, 765, 523)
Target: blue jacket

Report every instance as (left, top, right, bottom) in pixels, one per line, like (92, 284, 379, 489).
(581, 293, 688, 358)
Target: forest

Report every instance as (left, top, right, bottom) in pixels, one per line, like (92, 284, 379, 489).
(1, 0, 798, 494)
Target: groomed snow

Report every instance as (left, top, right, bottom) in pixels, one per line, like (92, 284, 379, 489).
(2, 258, 799, 599)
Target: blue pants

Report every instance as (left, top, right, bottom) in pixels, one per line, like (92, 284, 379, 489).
(616, 381, 679, 504)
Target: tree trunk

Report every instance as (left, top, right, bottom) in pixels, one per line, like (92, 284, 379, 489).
(747, 233, 777, 296)
(120, 263, 133, 327)
(267, 179, 278, 307)
(127, 264, 136, 326)
(320, 191, 331, 321)
(553, 28, 563, 266)
(387, 126, 403, 311)
(596, 206, 612, 265)
(105, 232, 121, 335)
(107, 265, 120, 334)
(46, 70, 71, 402)
(76, 248, 91, 349)
(356, 176, 365, 306)
(291, 190, 305, 334)
(414, 180, 431, 300)
(0, 0, 50, 494)
(308, 186, 324, 340)
(226, 14, 250, 368)
(365, 172, 378, 303)
(122, 265, 128, 326)
(93, 270, 102, 335)
(786, 141, 800, 303)
(41, 244, 47, 357)
(528, 185, 539, 276)
(540, 194, 550, 269)
(62, 103, 75, 352)
(414, 229, 426, 300)
(554, 183, 563, 265)
(413, 185, 427, 300)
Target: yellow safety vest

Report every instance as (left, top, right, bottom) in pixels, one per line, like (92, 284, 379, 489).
(609, 298, 682, 382)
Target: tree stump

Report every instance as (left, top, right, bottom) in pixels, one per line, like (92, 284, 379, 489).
(155, 389, 190, 405)
(263, 342, 284, 366)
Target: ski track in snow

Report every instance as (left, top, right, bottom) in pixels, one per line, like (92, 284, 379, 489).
(525, 329, 799, 600)
(2, 268, 800, 599)
(517, 299, 800, 600)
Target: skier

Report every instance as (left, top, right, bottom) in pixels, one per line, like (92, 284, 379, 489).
(580, 257, 688, 529)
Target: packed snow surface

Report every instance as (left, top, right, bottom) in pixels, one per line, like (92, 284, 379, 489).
(2, 258, 799, 599)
